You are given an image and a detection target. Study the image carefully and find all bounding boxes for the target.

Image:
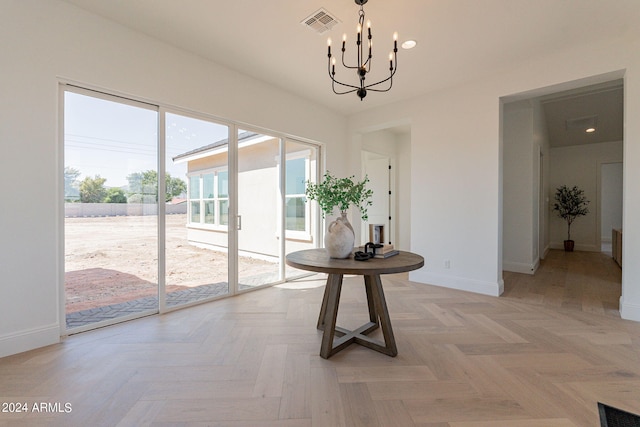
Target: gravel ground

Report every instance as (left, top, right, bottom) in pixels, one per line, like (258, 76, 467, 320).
(65, 214, 274, 313)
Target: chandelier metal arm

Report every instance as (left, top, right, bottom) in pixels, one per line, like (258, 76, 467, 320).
(331, 82, 359, 96)
(362, 55, 397, 91)
(364, 80, 393, 93)
(328, 61, 363, 92)
(330, 76, 362, 93)
(340, 51, 360, 70)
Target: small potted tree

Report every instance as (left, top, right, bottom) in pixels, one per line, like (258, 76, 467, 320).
(553, 185, 590, 252)
(305, 171, 372, 258)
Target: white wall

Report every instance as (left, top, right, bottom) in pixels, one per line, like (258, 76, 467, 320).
(349, 33, 640, 322)
(396, 133, 412, 251)
(502, 98, 550, 274)
(534, 100, 551, 258)
(503, 100, 537, 273)
(351, 83, 504, 297)
(600, 162, 623, 241)
(549, 141, 623, 251)
(0, 1, 347, 357)
(621, 54, 640, 321)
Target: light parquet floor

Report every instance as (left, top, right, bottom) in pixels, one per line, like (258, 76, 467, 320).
(503, 249, 623, 319)
(1, 250, 639, 426)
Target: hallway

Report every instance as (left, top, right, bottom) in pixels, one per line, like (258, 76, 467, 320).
(503, 249, 622, 318)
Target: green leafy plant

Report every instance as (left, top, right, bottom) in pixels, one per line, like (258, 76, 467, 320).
(126, 170, 187, 202)
(305, 171, 373, 221)
(553, 185, 590, 241)
(79, 175, 107, 203)
(103, 188, 127, 203)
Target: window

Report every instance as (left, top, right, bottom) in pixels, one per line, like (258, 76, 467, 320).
(218, 170, 229, 226)
(203, 173, 215, 224)
(188, 169, 228, 228)
(189, 175, 201, 223)
(285, 157, 307, 232)
(284, 150, 312, 240)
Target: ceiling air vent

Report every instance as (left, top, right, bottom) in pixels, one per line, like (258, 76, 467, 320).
(301, 8, 340, 34)
(565, 115, 597, 131)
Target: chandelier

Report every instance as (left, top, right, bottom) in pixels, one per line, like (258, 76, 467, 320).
(326, 0, 398, 100)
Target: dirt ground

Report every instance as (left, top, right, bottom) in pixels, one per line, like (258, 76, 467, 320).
(65, 214, 275, 313)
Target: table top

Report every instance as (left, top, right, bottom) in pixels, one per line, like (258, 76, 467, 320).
(286, 249, 424, 276)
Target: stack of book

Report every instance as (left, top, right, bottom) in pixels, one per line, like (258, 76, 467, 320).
(355, 244, 399, 258)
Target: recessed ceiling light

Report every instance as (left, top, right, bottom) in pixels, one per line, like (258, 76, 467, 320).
(401, 40, 417, 49)
(586, 127, 596, 133)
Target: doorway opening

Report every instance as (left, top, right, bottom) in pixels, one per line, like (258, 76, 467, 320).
(501, 73, 624, 316)
(358, 125, 411, 250)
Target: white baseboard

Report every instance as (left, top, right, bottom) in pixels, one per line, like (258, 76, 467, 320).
(549, 242, 600, 252)
(409, 270, 503, 297)
(0, 324, 60, 358)
(503, 259, 539, 275)
(541, 245, 550, 259)
(620, 296, 640, 322)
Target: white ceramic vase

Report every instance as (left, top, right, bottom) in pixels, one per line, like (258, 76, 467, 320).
(324, 212, 355, 259)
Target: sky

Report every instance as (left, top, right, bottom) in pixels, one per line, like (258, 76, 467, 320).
(64, 91, 229, 188)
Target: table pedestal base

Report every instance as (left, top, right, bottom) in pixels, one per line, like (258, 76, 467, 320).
(317, 273, 397, 359)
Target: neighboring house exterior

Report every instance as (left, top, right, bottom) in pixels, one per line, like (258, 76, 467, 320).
(173, 132, 319, 260)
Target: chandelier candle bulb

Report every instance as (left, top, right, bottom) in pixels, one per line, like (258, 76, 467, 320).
(327, 38, 331, 56)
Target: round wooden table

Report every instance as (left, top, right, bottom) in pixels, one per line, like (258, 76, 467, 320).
(286, 249, 424, 359)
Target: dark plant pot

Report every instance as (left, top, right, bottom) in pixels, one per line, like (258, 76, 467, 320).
(564, 240, 575, 252)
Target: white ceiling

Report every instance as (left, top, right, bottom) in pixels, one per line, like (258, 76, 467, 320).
(541, 81, 623, 147)
(61, 0, 640, 117)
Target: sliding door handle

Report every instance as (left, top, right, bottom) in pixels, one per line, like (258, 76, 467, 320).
(237, 215, 242, 230)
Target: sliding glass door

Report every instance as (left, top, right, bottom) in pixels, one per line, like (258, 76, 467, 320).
(284, 139, 320, 280)
(165, 113, 229, 307)
(237, 129, 282, 289)
(235, 132, 321, 289)
(64, 89, 159, 330)
(63, 86, 321, 331)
